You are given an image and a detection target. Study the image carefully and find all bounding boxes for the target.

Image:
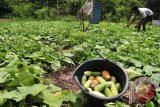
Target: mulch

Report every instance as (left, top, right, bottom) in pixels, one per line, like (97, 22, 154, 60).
(44, 66, 80, 92)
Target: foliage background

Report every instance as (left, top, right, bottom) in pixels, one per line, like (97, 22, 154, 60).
(0, 0, 160, 21)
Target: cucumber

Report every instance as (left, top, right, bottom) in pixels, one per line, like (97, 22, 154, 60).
(81, 75, 87, 85)
(105, 81, 112, 87)
(96, 76, 107, 83)
(116, 83, 122, 92)
(88, 76, 94, 80)
(92, 72, 101, 76)
(87, 88, 93, 92)
(111, 76, 116, 83)
(110, 82, 118, 96)
(94, 83, 106, 92)
(90, 91, 105, 97)
(84, 80, 91, 89)
(104, 87, 113, 97)
(84, 71, 92, 76)
(84, 71, 101, 76)
(96, 76, 112, 87)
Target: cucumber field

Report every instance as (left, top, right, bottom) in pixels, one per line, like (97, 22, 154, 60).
(0, 20, 160, 107)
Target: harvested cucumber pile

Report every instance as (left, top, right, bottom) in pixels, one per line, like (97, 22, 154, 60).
(81, 70, 122, 97)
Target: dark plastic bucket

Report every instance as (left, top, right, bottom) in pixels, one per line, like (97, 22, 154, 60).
(73, 59, 129, 103)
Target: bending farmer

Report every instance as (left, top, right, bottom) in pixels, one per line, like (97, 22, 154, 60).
(127, 5, 153, 31)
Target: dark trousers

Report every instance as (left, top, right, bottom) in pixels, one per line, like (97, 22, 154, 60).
(137, 15, 153, 31)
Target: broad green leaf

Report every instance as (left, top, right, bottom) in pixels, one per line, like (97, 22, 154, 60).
(151, 73, 160, 84)
(61, 90, 77, 102)
(3, 90, 21, 102)
(30, 84, 48, 96)
(143, 65, 154, 76)
(7, 79, 21, 87)
(5, 52, 19, 60)
(63, 51, 74, 57)
(70, 91, 85, 107)
(0, 90, 8, 105)
(116, 102, 130, 107)
(2, 84, 48, 102)
(64, 57, 74, 64)
(17, 71, 38, 86)
(130, 59, 142, 68)
(42, 91, 63, 107)
(46, 84, 61, 93)
(125, 68, 142, 80)
(28, 65, 45, 76)
(0, 72, 10, 83)
(51, 61, 61, 71)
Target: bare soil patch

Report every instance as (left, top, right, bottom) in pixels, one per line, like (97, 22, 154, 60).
(44, 67, 80, 92)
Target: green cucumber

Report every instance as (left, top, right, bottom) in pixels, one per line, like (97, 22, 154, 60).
(104, 87, 113, 97)
(116, 83, 122, 92)
(94, 83, 106, 92)
(84, 80, 91, 89)
(87, 88, 93, 92)
(88, 76, 94, 80)
(81, 75, 87, 85)
(92, 72, 101, 76)
(110, 82, 118, 96)
(84, 71, 101, 76)
(96, 76, 107, 83)
(84, 71, 92, 76)
(111, 76, 116, 83)
(91, 91, 105, 97)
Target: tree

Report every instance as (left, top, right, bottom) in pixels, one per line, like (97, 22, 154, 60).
(145, 0, 160, 19)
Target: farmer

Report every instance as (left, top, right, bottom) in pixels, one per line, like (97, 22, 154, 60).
(127, 5, 153, 31)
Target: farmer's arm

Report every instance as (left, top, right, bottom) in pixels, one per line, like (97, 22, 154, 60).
(136, 12, 147, 26)
(127, 15, 136, 27)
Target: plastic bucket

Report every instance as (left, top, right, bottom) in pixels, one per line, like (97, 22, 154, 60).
(73, 59, 129, 103)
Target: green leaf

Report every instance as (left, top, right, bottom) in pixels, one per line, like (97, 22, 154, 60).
(51, 61, 61, 71)
(143, 65, 154, 76)
(3, 90, 21, 102)
(0, 72, 10, 83)
(116, 101, 130, 107)
(42, 91, 63, 107)
(46, 84, 61, 93)
(125, 69, 142, 80)
(63, 57, 74, 64)
(28, 65, 45, 76)
(63, 51, 74, 57)
(130, 59, 142, 68)
(0, 90, 8, 105)
(17, 71, 39, 86)
(151, 73, 160, 84)
(61, 90, 77, 102)
(3, 84, 48, 102)
(29, 84, 48, 96)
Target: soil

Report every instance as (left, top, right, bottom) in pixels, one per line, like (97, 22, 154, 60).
(44, 66, 80, 92)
